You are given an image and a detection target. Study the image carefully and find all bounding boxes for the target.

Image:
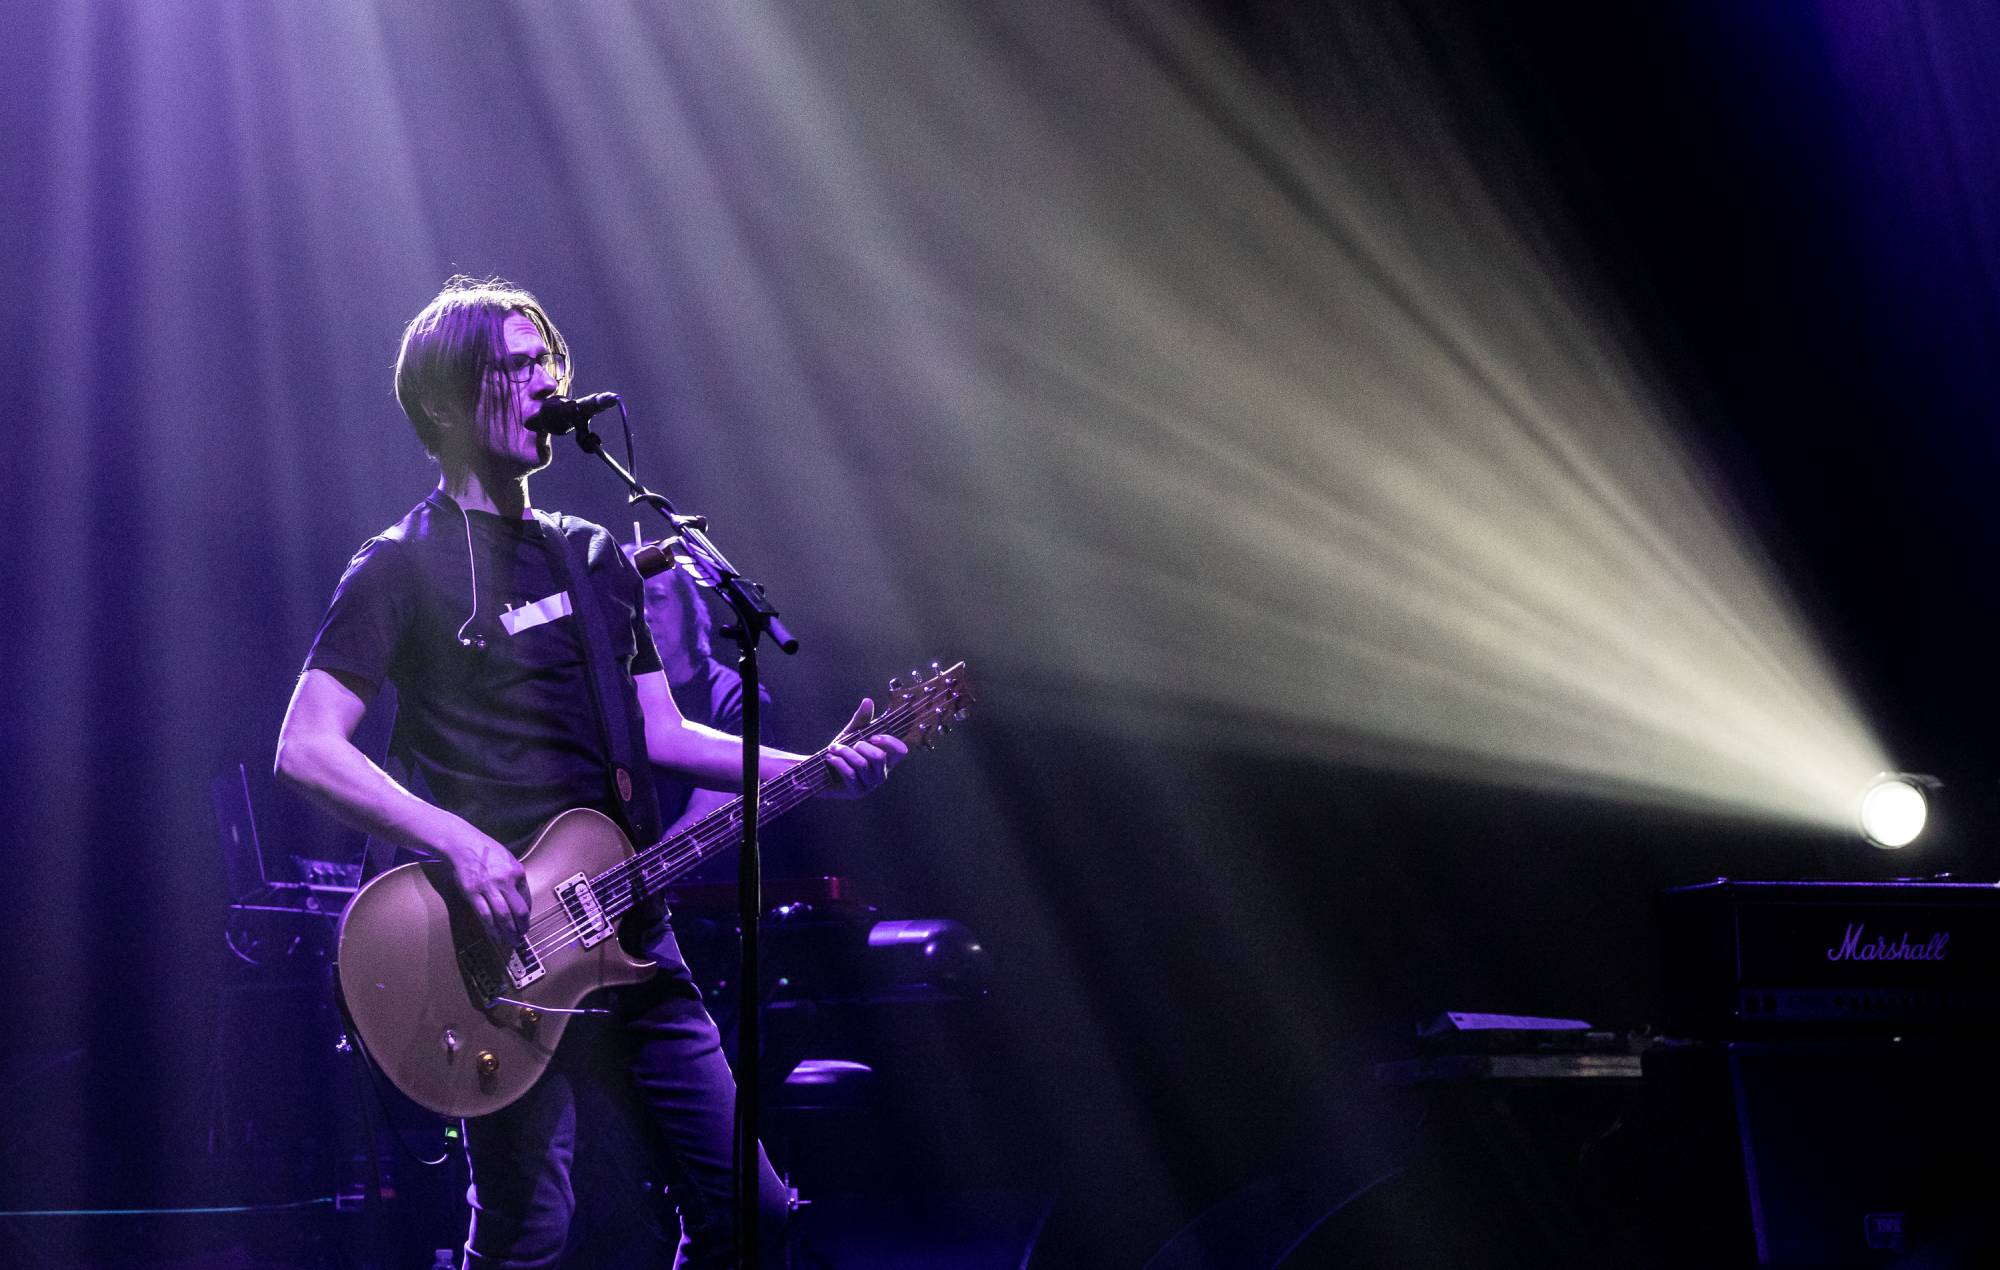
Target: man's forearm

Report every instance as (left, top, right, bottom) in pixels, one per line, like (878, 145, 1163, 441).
(651, 717, 806, 791)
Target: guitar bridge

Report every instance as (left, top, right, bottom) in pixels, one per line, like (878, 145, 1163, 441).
(554, 873, 615, 948)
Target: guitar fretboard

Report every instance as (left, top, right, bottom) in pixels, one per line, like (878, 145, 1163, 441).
(584, 684, 950, 920)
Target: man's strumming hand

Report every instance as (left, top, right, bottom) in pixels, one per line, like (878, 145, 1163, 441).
(436, 824, 532, 950)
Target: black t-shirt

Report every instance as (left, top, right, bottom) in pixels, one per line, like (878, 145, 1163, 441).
(304, 490, 662, 851)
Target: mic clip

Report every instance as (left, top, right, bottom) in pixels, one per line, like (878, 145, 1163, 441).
(625, 493, 706, 531)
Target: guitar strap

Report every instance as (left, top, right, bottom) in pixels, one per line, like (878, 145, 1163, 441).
(534, 512, 664, 851)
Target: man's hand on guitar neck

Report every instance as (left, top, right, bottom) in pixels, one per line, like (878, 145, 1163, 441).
(435, 822, 533, 950)
(821, 697, 909, 798)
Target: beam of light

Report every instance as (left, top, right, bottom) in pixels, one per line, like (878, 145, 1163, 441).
(536, 1, 1893, 833)
(1, 0, 1911, 1245)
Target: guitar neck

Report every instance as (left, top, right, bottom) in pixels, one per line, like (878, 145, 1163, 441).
(595, 749, 841, 921)
(587, 663, 971, 922)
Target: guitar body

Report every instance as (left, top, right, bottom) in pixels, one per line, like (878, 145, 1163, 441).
(333, 661, 974, 1119)
(336, 808, 656, 1119)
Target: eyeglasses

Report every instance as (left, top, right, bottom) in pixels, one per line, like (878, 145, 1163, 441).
(501, 351, 568, 383)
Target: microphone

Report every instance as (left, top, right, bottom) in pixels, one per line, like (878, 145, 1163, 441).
(524, 392, 621, 435)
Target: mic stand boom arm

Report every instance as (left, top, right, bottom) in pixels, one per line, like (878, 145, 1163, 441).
(574, 422, 797, 655)
(565, 414, 791, 1269)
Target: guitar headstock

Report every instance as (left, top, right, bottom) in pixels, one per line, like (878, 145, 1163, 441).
(880, 660, 976, 750)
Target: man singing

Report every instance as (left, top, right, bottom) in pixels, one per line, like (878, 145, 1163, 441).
(275, 276, 904, 1267)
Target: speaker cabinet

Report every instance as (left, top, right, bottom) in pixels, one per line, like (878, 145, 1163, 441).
(1646, 1039, 2000, 1266)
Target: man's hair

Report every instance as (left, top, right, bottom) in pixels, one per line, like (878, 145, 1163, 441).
(393, 275, 571, 470)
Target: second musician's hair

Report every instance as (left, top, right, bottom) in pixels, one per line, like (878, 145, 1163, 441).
(632, 556, 715, 665)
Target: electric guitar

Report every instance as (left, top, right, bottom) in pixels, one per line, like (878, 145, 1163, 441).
(335, 661, 974, 1118)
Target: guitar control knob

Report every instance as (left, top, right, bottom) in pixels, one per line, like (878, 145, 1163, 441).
(477, 1051, 500, 1080)
(519, 1007, 540, 1036)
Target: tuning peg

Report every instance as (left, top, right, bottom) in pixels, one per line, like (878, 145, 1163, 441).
(908, 667, 924, 684)
(953, 706, 972, 723)
(888, 675, 905, 693)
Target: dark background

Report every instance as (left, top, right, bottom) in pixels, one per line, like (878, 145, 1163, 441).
(4, 0, 1998, 1263)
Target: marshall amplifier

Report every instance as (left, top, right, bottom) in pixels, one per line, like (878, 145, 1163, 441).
(1659, 878, 2000, 1037)
(1642, 1038, 2000, 1265)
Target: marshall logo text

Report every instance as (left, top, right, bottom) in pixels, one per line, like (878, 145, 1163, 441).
(1825, 923, 1950, 963)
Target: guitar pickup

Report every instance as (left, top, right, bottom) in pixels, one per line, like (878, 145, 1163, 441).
(505, 943, 545, 989)
(554, 873, 615, 948)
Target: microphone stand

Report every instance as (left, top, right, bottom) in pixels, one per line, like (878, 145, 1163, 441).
(557, 410, 794, 1269)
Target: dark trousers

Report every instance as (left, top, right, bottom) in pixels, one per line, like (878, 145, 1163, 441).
(459, 922, 789, 1269)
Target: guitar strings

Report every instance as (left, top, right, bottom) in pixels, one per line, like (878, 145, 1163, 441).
(601, 688, 945, 910)
(507, 752, 828, 963)
(473, 689, 953, 969)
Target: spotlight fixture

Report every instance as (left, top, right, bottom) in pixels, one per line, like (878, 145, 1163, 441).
(1858, 773, 1936, 849)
